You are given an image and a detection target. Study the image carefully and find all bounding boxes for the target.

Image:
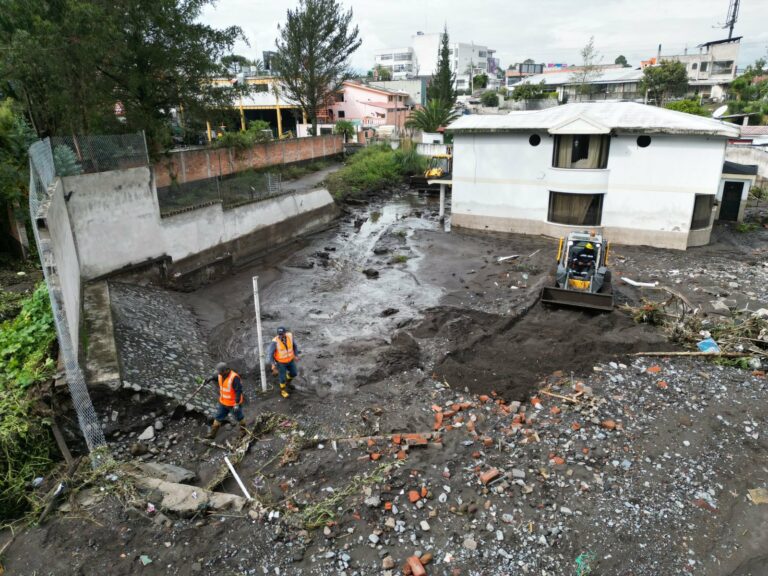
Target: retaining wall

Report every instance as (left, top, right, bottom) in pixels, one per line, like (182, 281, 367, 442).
(63, 166, 338, 281)
(153, 135, 343, 188)
(44, 179, 82, 355)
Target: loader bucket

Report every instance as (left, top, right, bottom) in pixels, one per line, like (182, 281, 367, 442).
(540, 286, 614, 312)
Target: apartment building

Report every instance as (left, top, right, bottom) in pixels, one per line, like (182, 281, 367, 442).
(661, 37, 741, 101)
(373, 31, 497, 90)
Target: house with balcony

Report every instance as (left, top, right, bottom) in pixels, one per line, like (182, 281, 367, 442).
(328, 81, 410, 130)
(660, 37, 741, 101)
(518, 67, 645, 103)
(447, 102, 741, 250)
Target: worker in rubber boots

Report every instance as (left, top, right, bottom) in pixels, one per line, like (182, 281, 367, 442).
(268, 327, 300, 398)
(206, 362, 247, 439)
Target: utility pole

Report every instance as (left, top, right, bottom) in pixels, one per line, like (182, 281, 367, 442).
(724, 0, 740, 39)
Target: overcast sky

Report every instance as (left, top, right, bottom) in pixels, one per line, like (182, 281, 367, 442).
(201, 0, 768, 71)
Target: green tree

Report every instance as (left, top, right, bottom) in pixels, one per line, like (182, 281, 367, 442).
(0, 99, 36, 205)
(334, 119, 355, 142)
(664, 99, 709, 116)
(222, 55, 265, 76)
(473, 74, 489, 90)
(641, 60, 689, 106)
(374, 66, 393, 81)
(480, 91, 499, 107)
(272, 0, 362, 137)
(728, 57, 768, 122)
(426, 24, 456, 106)
(511, 81, 547, 101)
(572, 37, 603, 95)
(1, 0, 245, 150)
(615, 55, 629, 67)
(405, 99, 459, 133)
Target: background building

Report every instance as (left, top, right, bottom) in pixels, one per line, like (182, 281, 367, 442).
(660, 37, 741, 101)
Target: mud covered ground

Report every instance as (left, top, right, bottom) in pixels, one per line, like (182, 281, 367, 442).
(3, 190, 767, 576)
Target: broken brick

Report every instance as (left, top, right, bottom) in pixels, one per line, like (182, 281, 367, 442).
(408, 490, 421, 503)
(479, 467, 500, 484)
(571, 422, 581, 431)
(434, 412, 444, 430)
(420, 486, 428, 498)
(392, 434, 402, 445)
(472, 451, 481, 459)
(443, 410, 456, 418)
(366, 438, 375, 447)
(370, 453, 381, 461)
(550, 406, 561, 415)
(657, 380, 668, 389)
(405, 434, 429, 447)
(431, 404, 442, 412)
(479, 394, 490, 403)
(466, 420, 476, 433)
(646, 365, 662, 374)
(406, 556, 426, 576)
(601, 419, 617, 430)
(384, 501, 392, 511)
(551, 456, 565, 465)
(396, 450, 407, 460)
(420, 552, 433, 565)
(482, 436, 493, 447)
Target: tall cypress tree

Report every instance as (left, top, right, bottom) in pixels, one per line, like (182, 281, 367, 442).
(427, 25, 456, 106)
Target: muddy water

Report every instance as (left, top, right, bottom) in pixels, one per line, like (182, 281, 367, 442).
(182, 190, 446, 396)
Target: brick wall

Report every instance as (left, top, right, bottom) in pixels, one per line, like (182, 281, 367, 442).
(153, 135, 343, 188)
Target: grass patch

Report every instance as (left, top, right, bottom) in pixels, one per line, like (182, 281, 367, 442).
(0, 283, 57, 523)
(326, 143, 427, 200)
(390, 254, 409, 264)
(735, 222, 759, 233)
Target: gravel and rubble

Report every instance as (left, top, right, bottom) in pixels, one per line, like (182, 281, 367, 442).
(3, 192, 768, 576)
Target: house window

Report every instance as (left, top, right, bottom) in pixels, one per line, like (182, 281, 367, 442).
(712, 60, 734, 75)
(320, 127, 333, 135)
(478, 50, 487, 58)
(553, 135, 610, 169)
(691, 63, 698, 70)
(690, 195, 714, 229)
(700, 61, 708, 72)
(529, 134, 541, 146)
(337, 110, 345, 118)
(380, 54, 393, 61)
(334, 92, 344, 102)
(548, 192, 604, 226)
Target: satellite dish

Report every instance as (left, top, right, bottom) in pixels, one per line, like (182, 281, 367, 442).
(712, 105, 728, 119)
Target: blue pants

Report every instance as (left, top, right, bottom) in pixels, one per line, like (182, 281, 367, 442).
(277, 360, 298, 384)
(214, 403, 244, 422)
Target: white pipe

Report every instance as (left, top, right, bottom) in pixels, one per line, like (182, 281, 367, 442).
(252, 276, 267, 392)
(224, 456, 253, 501)
(439, 183, 446, 219)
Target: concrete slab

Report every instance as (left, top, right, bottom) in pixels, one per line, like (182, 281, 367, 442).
(83, 281, 122, 391)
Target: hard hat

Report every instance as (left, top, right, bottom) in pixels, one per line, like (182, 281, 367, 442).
(215, 362, 228, 375)
(277, 326, 286, 335)
(585, 242, 594, 250)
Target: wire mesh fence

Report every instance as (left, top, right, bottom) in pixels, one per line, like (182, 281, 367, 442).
(28, 139, 109, 464)
(157, 170, 282, 215)
(50, 131, 148, 176)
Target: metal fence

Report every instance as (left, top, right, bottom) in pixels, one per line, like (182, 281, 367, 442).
(157, 170, 282, 215)
(50, 131, 148, 176)
(28, 139, 109, 464)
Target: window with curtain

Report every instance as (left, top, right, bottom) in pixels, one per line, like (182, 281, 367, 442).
(690, 195, 714, 230)
(552, 135, 610, 169)
(548, 192, 604, 225)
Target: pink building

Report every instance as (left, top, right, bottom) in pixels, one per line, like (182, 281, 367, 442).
(329, 81, 410, 129)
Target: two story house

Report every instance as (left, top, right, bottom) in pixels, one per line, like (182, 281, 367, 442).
(447, 102, 740, 250)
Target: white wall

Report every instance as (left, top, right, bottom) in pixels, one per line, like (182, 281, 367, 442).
(64, 167, 337, 280)
(726, 146, 768, 184)
(452, 131, 727, 249)
(47, 179, 82, 354)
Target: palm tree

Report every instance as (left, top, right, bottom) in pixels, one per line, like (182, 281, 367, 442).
(405, 99, 459, 133)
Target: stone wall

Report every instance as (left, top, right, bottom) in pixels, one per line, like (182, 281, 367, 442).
(153, 136, 343, 188)
(109, 282, 216, 415)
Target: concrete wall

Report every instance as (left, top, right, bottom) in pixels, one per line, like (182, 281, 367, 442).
(725, 146, 768, 185)
(452, 132, 727, 249)
(153, 136, 343, 188)
(45, 179, 82, 354)
(63, 166, 337, 280)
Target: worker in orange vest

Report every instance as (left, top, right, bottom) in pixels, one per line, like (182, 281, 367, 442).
(268, 327, 300, 398)
(206, 362, 247, 439)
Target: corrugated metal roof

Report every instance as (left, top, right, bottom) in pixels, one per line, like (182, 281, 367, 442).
(520, 67, 644, 86)
(448, 102, 741, 137)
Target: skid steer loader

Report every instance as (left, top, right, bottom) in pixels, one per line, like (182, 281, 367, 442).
(540, 231, 613, 312)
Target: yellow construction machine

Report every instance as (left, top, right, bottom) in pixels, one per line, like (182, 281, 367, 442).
(410, 153, 452, 192)
(540, 231, 613, 312)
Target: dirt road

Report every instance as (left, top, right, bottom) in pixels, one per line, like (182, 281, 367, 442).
(3, 189, 767, 576)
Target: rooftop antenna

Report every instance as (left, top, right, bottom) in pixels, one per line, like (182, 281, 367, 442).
(717, 0, 740, 39)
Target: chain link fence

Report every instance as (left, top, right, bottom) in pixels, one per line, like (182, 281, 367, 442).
(157, 170, 283, 215)
(28, 139, 109, 464)
(50, 131, 148, 176)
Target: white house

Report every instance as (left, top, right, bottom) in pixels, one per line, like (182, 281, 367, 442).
(447, 102, 741, 250)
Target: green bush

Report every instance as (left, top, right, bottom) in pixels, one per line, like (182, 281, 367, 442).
(393, 143, 427, 176)
(665, 99, 709, 116)
(326, 144, 404, 198)
(212, 120, 273, 150)
(481, 91, 499, 107)
(0, 283, 57, 522)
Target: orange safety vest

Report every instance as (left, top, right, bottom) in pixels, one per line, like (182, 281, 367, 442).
(218, 370, 240, 407)
(273, 333, 295, 364)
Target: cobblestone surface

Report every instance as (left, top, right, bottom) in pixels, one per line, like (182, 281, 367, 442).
(110, 281, 215, 415)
